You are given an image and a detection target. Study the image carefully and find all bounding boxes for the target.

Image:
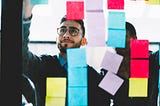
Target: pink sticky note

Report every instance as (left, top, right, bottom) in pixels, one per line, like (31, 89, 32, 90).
(130, 59, 149, 78)
(66, 1, 84, 20)
(130, 39, 149, 58)
(98, 72, 124, 95)
(107, 0, 124, 9)
(100, 51, 123, 74)
(86, 12, 106, 46)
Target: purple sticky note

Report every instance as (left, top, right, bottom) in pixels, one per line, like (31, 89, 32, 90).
(98, 72, 124, 95)
(100, 51, 123, 74)
(85, 0, 103, 11)
(86, 12, 106, 46)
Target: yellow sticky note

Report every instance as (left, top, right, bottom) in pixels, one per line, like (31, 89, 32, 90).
(46, 77, 66, 97)
(147, 0, 160, 4)
(45, 96, 65, 106)
(129, 78, 148, 97)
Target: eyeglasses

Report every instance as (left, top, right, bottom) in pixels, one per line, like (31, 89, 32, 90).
(57, 27, 80, 37)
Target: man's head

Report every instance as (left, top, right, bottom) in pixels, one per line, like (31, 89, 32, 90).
(56, 15, 87, 54)
(116, 22, 137, 55)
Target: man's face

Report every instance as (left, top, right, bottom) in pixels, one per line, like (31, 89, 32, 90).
(56, 20, 84, 53)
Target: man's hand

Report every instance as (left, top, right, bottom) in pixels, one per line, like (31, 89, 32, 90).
(23, 0, 35, 19)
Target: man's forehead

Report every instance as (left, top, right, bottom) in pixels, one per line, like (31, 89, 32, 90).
(60, 20, 81, 28)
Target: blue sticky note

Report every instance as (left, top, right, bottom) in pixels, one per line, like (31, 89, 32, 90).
(68, 87, 88, 105)
(67, 48, 87, 68)
(68, 67, 88, 87)
(31, 0, 48, 5)
(107, 29, 126, 48)
(108, 11, 125, 29)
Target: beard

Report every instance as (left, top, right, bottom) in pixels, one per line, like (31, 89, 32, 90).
(57, 41, 81, 53)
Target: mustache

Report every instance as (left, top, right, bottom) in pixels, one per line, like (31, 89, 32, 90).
(61, 39, 74, 43)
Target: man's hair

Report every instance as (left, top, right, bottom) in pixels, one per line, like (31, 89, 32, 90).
(126, 22, 137, 38)
(60, 15, 85, 37)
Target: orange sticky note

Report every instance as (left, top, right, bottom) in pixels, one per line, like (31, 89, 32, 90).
(129, 78, 148, 97)
(66, 1, 84, 20)
(130, 59, 149, 78)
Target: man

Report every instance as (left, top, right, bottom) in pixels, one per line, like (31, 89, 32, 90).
(22, 0, 110, 106)
(101, 22, 159, 106)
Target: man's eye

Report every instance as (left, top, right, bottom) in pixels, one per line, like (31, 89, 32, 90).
(70, 29, 78, 34)
(60, 28, 67, 33)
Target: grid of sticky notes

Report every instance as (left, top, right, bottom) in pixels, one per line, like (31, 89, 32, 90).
(31, 0, 48, 5)
(67, 48, 88, 105)
(129, 39, 149, 97)
(85, 0, 106, 46)
(66, 0, 84, 20)
(98, 50, 124, 95)
(45, 78, 66, 106)
(107, 0, 126, 48)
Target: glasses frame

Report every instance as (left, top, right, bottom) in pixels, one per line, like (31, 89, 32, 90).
(57, 27, 81, 37)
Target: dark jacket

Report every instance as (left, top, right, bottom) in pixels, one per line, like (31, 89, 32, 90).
(22, 20, 110, 106)
(101, 51, 159, 106)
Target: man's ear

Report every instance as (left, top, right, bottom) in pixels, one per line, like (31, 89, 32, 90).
(81, 37, 87, 46)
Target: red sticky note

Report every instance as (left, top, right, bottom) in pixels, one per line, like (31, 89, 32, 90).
(130, 39, 149, 58)
(66, 1, 84, 20)
(130, 59, 149, 78)
(107, 0, 124, 9)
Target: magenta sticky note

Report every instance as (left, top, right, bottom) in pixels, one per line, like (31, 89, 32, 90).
(66, 1, 84, 20)
(100, 51, 123, 74)
(86, 12, 106, 46)
(107, 0, 124, 9)
(98, 72, 124, 95)
(130, 39, 149, 58)
(130, 59, 149, 78)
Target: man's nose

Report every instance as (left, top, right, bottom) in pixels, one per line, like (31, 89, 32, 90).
(63, 30, 70, 38)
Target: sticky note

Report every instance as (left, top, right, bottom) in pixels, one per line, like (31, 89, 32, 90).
(85, 0, 103, 10)
(147, 0, 160, 4)
(68, 67, 88, 87)
(129, 78, 148, 97)
(107, 0, 124, 9)
(108, 11, 125, 29)
(31, 0, 48, 4)
(107, 29, 126, 48)
(98, 72, 124, 95)
(46, 78, 66, 97)
(67, 48, 87, 68)
(45, 97, 65, 106)
(86, 12, 106, 46)
(130, 39, 149, 58)
(130, 59, 149, 78)
(100, 50, 123, 74)
(66, 1, 84, 20)
(68, 87, 88, 105)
